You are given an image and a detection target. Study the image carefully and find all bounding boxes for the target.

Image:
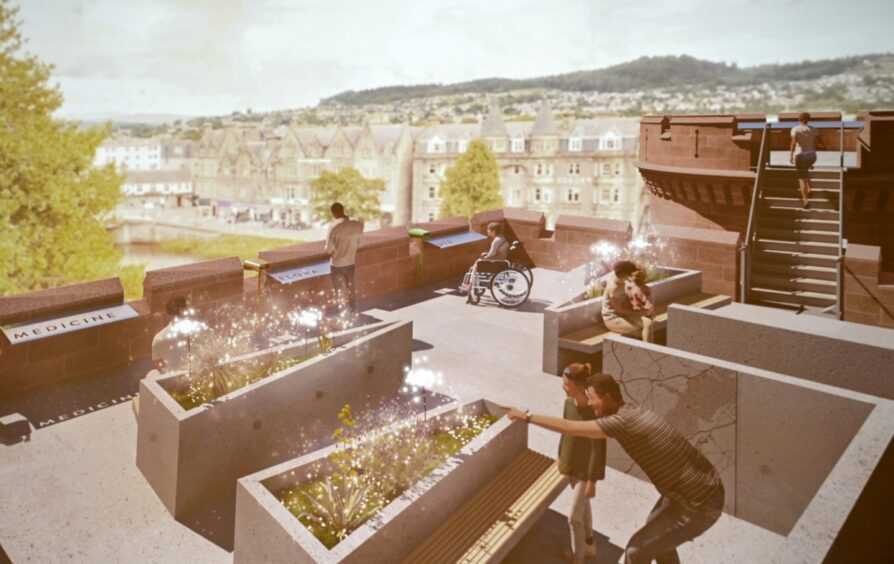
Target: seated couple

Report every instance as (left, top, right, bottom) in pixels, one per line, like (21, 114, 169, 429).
(601, 260, 655, 343)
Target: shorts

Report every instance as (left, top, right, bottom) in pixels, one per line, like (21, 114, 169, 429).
(795, 152, 816, 179)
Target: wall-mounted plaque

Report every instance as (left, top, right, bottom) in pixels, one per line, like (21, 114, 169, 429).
(424, 231, 488, 249)
(269, 261, 331, 285)
(2, 303, 139, 345)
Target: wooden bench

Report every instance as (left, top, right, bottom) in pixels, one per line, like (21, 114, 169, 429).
(402, 450, 564, 564)
(558, 292, 731, 354)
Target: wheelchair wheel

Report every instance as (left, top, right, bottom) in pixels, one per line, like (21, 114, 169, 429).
(511, 262, 533, 286)
(490, 268, 531, 308)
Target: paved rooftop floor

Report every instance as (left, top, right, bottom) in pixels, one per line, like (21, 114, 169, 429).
(1, 266, 783, 563)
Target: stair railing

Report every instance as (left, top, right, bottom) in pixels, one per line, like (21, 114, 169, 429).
(836, 121, 847, 319)
(739, 123, 771, 303)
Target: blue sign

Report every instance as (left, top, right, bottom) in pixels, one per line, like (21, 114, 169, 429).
(269, 261, 331, 285)
(425, 231, 488, 249)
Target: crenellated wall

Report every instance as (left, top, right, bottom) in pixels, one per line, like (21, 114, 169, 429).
(0, 208, 632, 397)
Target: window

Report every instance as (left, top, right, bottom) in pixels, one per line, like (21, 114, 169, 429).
(569, 137, 582, 152)
(565, 188, 580, 203)
(614, 162, 621, 176)
(547, 164, 554, 176)
(600, 133, 620, 151)
(427, 136, 445, 153)
(536, 163, 544, 176)
(533, 188, 542, 202)
(612, 188, 621, 203)
(427, 212, 435, 222)
(514, 165, 520, 175)
(511, 138, 525, 153)
(457, 139, 468, 153)
(428, 186, 437, 200)
(511, 189, 522, 205)
(600, 188, 611, 203)
(542, 188, 553, 203)
(428, 163, 436, 174)
(601, 163, 612, 176)
(568, 163, 581, 175)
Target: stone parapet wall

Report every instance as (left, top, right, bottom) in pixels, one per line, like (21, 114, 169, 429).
(843, 244, 894, 329)
(651, 224, 740, 297)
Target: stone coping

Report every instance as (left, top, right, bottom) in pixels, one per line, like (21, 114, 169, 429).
(555, 214, 630, 234)
(636, 161, 756, 179)
(409, 216, 470, 237)
(670, 115, 737, 126)
(0, 278, 124, 326)
(143, 256, 243, 293)
(260, 226, 411, 271)
(778, 111, 842, 121)
(652, 224, 742, 246)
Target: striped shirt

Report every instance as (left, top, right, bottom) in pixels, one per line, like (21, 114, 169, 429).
(597, 404, 721, 508)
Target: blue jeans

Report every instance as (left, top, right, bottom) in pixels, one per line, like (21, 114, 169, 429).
(625, 485, 724, 564)
(330, 264, 356, 313)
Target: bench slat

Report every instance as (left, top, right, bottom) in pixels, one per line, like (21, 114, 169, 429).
(402, 451, 557, 564)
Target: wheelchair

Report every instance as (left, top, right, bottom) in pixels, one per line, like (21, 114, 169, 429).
(459, 241, 533, 307)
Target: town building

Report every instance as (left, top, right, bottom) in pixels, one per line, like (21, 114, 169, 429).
(411, 102, 647, 228)
(94, 138, 164, 171)
(121, 169, 194, 209)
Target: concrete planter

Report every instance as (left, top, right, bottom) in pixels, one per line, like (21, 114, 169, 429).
(542, 267, 700, 374)
(136, 319, 412, 522)
(233, 399, 526, 564)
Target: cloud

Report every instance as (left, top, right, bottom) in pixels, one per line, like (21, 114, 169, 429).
(13, 0, 894, 116)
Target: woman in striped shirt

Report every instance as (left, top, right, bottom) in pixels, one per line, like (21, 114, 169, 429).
(507, 372, 723, 564)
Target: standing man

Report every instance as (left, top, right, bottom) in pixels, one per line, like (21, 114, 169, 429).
(507, 372, 724, 564)
(559, 363, 606, 563)
(325, 202, 363, 316)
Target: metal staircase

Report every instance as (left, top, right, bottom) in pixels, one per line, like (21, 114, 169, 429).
(740, 123, 848, 317)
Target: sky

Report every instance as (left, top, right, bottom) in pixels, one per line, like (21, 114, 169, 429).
(15, 0, 894, 118)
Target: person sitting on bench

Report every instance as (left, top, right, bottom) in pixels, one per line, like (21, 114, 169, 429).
(460, 222, 508, 300)
(602, 260, 654, 343)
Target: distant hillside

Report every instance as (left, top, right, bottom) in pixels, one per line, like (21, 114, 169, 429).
(325, 54, 890, 105)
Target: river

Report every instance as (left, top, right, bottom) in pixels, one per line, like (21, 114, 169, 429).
(117, 243, 200, 271)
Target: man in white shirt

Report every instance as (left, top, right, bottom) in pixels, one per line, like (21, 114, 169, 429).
(325, 202, 363, 315)
(789, 112, 823, 208)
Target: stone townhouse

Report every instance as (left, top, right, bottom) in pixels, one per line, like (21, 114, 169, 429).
(412, 103, 647, 228)
(191, 121, 416, 226)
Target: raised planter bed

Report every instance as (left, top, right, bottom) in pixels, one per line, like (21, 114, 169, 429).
(233, 399, 527, 564)
(542, 266, 706, 375)
(136, 319, 412, 521)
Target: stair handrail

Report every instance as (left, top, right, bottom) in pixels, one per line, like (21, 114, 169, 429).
(739, 122, 771, 303)
(836, 120, 847, 319)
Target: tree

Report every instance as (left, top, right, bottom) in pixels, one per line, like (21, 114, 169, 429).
(0, 1, 143, 298)
(438, 139, 503, 219)
(309, 168, 384, 223)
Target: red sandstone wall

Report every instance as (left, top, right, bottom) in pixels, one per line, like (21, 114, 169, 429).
(651, 224, 740, 298)
(843, 244, 894, 329)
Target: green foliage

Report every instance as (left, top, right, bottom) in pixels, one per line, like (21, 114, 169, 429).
(158, 235, 298, 262)
(438, 139, 503, 219)
(278, 405, 498, 548)
(309, 168, 384, 223)
(0, 2, 143, 298)
(317, 329, 333, 354)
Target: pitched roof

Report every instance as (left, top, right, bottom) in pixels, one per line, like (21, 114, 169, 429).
(531, 102, 559, 137)
(480, 100, 508, 138)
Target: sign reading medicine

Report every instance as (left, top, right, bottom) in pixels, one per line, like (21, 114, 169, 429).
(425, 231, 488, 249)
(269, 261, 331, 285)
(2, 304, 139, 346)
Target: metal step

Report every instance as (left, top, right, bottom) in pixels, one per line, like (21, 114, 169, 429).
(761, 187, 840, 200)
(762, 197, 838, 211)
(752, 248, 839, 267)
(757, 216, 839, 232)
(748, 287, 837, 308)
(760, 207, 840, 221)
(756, 228, 839, 244)
(751, 262, 837, 281)
(764, 168, 841, 180)
(750, 274, 837, 294)
(755, 239, 840, 256)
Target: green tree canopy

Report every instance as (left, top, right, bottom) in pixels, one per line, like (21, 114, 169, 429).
(309, 167, 384, 223)
(0, 1, 142, 298)
(438, 139, 503, 219)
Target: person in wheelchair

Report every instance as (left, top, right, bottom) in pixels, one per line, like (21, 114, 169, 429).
(460, 222, 508, 301)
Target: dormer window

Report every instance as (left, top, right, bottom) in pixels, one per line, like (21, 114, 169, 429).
(427, 136, 445, 153)
(600, 132, 620, 151)
(511, 138, 525, 153)
(568, 137, 583, 152)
